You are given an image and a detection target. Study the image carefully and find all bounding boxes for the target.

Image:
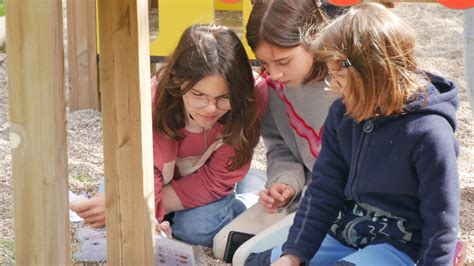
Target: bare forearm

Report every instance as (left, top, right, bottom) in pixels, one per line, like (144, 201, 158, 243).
(162, 185, 184, 214)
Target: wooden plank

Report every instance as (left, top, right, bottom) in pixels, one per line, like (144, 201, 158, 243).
(5, 0, 70, 264)
(67, 0, 100, 111)
(97, 0, 155, 264)
(149, 0, 158, 9)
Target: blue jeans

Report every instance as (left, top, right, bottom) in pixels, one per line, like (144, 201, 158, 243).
(270, 235, 414, 265)
(172, 168, 266, 247)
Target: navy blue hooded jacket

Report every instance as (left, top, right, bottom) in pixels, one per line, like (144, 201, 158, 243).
(282, 73, 460, 265)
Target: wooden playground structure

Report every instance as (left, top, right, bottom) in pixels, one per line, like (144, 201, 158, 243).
(5, 0, 462, 264)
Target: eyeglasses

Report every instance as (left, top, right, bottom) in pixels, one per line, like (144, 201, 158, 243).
(324, 70, 344, 91)
(324, 59, 351, 91)
(184, 90, 232, 110)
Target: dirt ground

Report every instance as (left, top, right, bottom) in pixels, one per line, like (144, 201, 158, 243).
(0, 2, 473, 265)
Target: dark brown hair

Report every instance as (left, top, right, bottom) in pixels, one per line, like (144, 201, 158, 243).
(153, 24, 260, 170)
(246, 0, 329, 83)
(314, 3, 428, 122)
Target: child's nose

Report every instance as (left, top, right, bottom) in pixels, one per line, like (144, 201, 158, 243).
(204, 100, 218, 112)
(270, 71, 283, 81)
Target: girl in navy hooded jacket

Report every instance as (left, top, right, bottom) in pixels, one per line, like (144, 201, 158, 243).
(269, 3, 460, 266)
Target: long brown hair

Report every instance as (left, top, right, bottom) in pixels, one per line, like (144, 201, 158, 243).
(314, 3, 428, 122)
(153, 24, 260, 170)
(246, 0, 329, 83)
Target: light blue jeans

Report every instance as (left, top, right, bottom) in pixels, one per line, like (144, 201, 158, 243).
(270, 235, 414, 265)
(465, 8, 474, 115)
(172, 168, 266, 247)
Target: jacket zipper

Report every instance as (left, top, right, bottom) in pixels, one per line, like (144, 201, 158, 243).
(350, 119, 374, 202)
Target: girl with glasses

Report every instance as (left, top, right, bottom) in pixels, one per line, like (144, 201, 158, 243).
(72, 24, 268, 247)
(264, 3, 460, 265)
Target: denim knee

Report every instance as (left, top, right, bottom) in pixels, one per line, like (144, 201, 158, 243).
(236, 168, 267, 195)
(172, 194, 240, 247)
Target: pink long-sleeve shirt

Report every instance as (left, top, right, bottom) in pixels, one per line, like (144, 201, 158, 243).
(152, 76, 268, 221)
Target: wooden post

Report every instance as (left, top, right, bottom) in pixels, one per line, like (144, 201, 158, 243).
(149, 0, 158, 10)
(5, 0, 70, 264)
(97, 0, 155, 264)
(67, 0, 100, 111)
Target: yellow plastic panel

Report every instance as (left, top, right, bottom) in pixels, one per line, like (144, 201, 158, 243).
(215, 0, 242, 11)
(150, 0, 214, 57)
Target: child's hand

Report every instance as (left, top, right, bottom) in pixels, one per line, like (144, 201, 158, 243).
(271, 254, 301, 266)
(258, 183, 295, 213)
(70, 194, 106, 228)
(155, 220, 172, 239)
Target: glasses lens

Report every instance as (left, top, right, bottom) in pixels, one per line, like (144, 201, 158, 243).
(186, 95, 208, 109)
(324, 72, 344, 92)
(324, 75, 333, 87)
(216, 98, 231, 110)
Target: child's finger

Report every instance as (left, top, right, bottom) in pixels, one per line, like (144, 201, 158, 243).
(69, 195, 88, 209)
(259, 196, 272, 208)
(264, 205, 278, 213)
(90, 221, 105, 228)
(70, 199, 93, 212)
(78, 207, 106, 226)
(268, 186, 285, 201)
(160, 221, 172, 239)
(281, 186, 295, 199)
(77, 207, 100, 219)
(259, 190, 275, 204)
(83, 213, 105, 224)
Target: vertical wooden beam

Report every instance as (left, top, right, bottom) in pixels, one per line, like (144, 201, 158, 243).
(5, 0, 70, 264)
(98, 0, 155, 264)
(67, 0, 100, 111)
(152, 0, 158, 9)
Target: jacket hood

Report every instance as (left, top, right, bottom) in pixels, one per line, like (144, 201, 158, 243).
(404, 72, 459, 131)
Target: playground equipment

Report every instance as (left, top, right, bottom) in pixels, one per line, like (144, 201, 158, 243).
(149, 0, 215, 61)
(148, 0, 254, 61)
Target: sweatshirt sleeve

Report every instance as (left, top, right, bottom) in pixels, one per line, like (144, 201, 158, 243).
(169, 143, 250, 209)
(154, 166, 165, 221)
(282, 101, 349, 263)
(152, 76, 184, 220)
(153, 131, 179, 221)
(413, 117, 459, 265)
(261, 99, 307, 201)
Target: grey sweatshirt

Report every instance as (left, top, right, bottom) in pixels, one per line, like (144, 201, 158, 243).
(258, 74, 337, 209)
